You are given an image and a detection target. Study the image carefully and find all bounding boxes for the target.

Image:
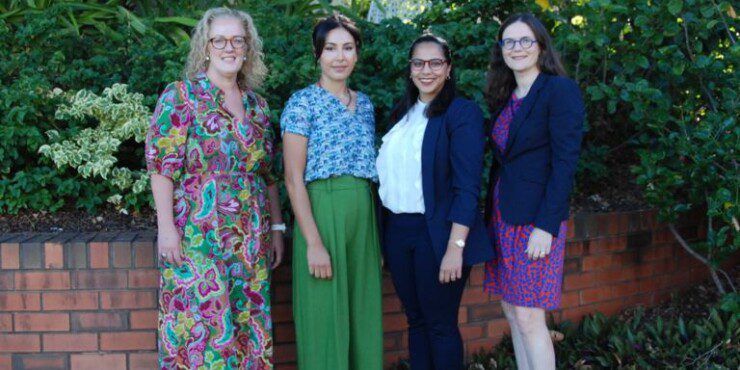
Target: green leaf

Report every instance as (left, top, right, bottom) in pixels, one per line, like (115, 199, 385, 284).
(668, 0, 684, 15)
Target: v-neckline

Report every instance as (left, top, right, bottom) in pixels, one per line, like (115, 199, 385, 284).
(315, 84, 359, 116)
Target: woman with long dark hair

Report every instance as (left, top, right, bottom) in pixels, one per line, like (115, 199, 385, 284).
(376, 33, 494, 369)
(281, 13, 383, 370)
(483, 13, 584, 369)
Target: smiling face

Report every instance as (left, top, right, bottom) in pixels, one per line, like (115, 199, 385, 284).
(318, 27, 358, 83)
(206, 16, 247, 78)
(410, 42, 451, 102)
(501, 21, 541, 75)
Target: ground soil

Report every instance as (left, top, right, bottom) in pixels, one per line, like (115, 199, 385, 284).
(1, 177, 645, 233)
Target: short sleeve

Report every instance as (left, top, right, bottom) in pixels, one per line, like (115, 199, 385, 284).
(255, 96, 280, 185)
(145, 81, 191, 181)
(280, 93, 311, 137)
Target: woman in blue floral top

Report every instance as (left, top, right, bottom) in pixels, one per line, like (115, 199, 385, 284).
(280, 13, 383, 370)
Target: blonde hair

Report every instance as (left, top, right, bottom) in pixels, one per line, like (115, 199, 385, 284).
(184, 7, 267, 90)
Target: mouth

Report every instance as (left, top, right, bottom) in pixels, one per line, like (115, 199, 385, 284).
(417, 77, 438, 86)
(332, 66, 348, 72)
(510, 55, 528, 61)
(221, 55, 238, 62)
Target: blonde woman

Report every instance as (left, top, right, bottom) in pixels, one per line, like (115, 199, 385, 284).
(145, 7, 284, 369)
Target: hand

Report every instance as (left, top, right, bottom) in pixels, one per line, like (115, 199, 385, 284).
(269, 230, 285, 269)
(525, 227, 553, 260)
(307, 240, 332, 279)
(439, 245, 463, 283)
(158, 224, 184, 267)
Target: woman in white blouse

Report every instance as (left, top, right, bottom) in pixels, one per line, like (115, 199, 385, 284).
(376, 33, 493, 370)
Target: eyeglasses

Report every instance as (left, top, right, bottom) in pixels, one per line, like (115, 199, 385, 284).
(209, 36, 247, 50)
(409, 58, 448, 71)
(499, 37, 537, 50)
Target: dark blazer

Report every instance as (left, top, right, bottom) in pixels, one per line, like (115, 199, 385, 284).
(484, 73, 585, 237)
(415, 97, 495, 266)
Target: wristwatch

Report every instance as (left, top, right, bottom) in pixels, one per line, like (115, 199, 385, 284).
(452, 239, 465, 249)
(271, 223, 287, 233)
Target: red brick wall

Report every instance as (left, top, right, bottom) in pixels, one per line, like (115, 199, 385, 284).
(0, 210, 708, 369)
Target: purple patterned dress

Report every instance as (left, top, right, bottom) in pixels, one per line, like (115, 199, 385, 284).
(483, 93, 567, 310)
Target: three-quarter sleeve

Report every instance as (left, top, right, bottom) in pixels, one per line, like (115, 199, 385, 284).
(256, 96, 280, 185)
(279, 93, 311, 137)
(145, 81, 190, 182)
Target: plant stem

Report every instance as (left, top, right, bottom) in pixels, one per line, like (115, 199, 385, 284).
(667, 223, 726, 295)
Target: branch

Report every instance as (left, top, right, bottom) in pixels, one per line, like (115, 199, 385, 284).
(710, 0, 737, 44)
(667, 223, 726, 294)
(681, 21, 719, 112)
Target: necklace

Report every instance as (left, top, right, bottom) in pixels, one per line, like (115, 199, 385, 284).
(317, 80, 353, 108)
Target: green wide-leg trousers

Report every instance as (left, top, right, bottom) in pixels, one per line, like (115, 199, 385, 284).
(292, 176, 383, 370)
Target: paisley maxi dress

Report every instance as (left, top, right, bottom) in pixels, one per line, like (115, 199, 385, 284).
(145, 72, 278, 369)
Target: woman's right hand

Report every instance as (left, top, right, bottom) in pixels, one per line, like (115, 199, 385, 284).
(307, 240, 332, 279)
(158, 225, 184, 267)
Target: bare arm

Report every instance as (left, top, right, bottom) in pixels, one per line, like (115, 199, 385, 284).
(151, 173, 183, 266)
(283, 133, 332, 279)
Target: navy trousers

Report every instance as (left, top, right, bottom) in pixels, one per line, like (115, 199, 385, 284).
(382, 210, 470, 370)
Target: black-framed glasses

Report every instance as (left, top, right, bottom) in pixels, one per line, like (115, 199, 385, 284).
(409, 58, 448, 71)
(209, 36, 247, 50)
(499, 37, 537, 50)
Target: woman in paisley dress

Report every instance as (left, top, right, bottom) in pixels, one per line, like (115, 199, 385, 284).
(145, 7, 284, 369)
(483, 14, 584, 370)
(281, 13, 383, 370)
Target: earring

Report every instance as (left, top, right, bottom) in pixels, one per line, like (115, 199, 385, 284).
(242, 56, 247, 61)
(446, 75, 451, 80)
(206, 56, 210, 61)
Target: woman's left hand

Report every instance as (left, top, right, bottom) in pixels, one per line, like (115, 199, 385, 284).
(439, 245, 463, 283)
(525, 227, 553, 260)
(270, 231, 285, 269)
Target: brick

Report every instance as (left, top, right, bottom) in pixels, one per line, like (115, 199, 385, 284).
(468, 303, 503, 322)
(563, 258, 581, 274)
(89, 242, 109, 269)
(272, 303, 292, 324)
(129, 352, 158, 370)
(42, 291, 98, 311)
(0, 334, 40, 352)
(15, 272, 70, 290)
(581, 251, 638, 272)
(71, 312, 127, 331)
(0, 313, 11, 331)
(20, 243, 43, 269)
(464, 337, 500, 356)
(71, 354, 125, 370)
(486, 319, 510, 338)
(273, 282, 291, 303)
(43, 333, 97, 352)
(0, 355, 9, 369)
(273, 322, 295, 344)
(459, 323, 485, 340)
(43, 242, 64, 269)
(100, 291, 156, 309)
(11, 354, 67, 370)
(588, 236, 627, 254)
(72, 270, 127, 289)
(382, 294, 402, 314)
(628, 231, 653, 249)
(565, 241, 584, 258)
(382, 312, 407, 332)
(580, 286, 611, 305)
(560, 291, 580, 309)
(14, 313, 69, 332)
(128, 269, 159, 288)
(642, 244, 674, 262)
(1, 242, 21, 270)
(273, 343, 296, 363)
(110, 242, 132, 268)
(0, 293, 41, 311)
(458, 306, 468, 323)
(383, 331, 402, 351)
(100, 331, 156, 351)
(65, 242, 88, 269)
(460, 287, 488, 305)
(468, 265, 485, 286)
(133, 241, 155, 268)
(0, 272, 14, 290)
(130, 309, 157, 329)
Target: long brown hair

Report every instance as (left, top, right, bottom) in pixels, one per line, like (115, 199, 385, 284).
(485, 13, 566, 117)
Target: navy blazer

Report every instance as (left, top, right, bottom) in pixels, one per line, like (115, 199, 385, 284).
(412, 97, 495, 266)
(484, 73, 585, 237)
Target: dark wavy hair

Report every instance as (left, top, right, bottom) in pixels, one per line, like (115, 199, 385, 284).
(485, 13, 566, 117)
(312, 13, 362, 62)
(390, 33, 457, 123)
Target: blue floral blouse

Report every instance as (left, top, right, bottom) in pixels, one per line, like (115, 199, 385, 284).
(280, 84, 378, 183)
